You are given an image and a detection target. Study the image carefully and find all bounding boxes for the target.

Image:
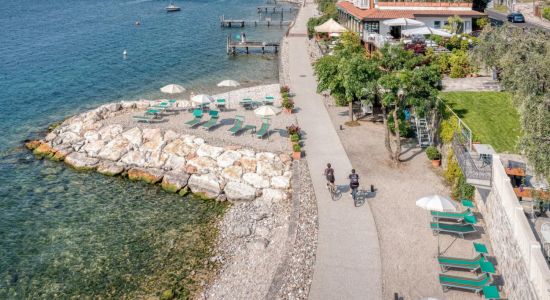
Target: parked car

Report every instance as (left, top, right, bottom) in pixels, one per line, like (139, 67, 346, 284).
(507, 12, 525, 23)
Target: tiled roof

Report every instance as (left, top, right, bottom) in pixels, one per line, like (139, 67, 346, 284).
(337, 1, 484, 20)
(378, 2, 472, 8)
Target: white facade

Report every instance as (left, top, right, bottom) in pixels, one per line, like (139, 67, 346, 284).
(367, 16, 473, 36)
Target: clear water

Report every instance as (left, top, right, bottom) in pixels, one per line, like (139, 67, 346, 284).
(0, 0, 293, 297)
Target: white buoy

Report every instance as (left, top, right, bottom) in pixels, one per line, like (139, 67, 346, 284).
(123, 49, 127, 56)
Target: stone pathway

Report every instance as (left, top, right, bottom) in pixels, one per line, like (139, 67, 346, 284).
(287, 1, 383, 299)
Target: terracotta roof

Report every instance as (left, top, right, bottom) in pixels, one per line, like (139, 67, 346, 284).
(336, 1, 484, 20)
(378, 2, 472, 8)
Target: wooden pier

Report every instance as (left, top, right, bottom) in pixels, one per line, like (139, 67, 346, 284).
(256, 5, 296, 13)
(226, 35, 279, 55)
(220, 15, 292, 27)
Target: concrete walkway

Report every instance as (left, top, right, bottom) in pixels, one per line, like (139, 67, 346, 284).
(286, 2, 382, 299)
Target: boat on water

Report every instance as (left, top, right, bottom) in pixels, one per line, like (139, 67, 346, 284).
(166, 3, 181, 12)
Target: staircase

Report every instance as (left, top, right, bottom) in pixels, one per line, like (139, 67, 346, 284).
(415, 117, 431, 148)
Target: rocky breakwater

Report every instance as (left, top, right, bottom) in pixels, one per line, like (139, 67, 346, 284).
(25, 100, 292, 202)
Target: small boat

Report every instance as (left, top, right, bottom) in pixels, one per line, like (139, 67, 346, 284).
(166, 3, 180, 12)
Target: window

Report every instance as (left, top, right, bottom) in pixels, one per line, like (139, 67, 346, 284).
(434, 21, 441, 29)
(464, 21, 471, 33)
(364, 21, 380, 34)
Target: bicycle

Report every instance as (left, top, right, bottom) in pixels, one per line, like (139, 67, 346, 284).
(351, 186, 358, 206)
(326, 181, 337, 200)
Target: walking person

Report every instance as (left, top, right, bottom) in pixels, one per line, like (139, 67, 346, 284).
(349, 169, 360, 201)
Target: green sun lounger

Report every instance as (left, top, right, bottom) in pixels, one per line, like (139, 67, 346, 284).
(430, 222, 477, 238)
(132, 114, 156, 123)
(482, 285, 501, 299)
(228, 115, 244, 135)
(202, 110, 220, 130)
(185, 109, 203, 127)
(216, 99, 226, 111)
(439, 272, 492, 294)
(438, 254, 495, 273)
(256, 119, 270, 139)
(462, 199, 475, 209)
(431, 210, 476, 224)
(473, 242, 489, 256)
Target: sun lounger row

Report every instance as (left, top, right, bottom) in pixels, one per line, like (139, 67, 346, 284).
(133, 100, 178, 123)
(183, 110, 271, 138)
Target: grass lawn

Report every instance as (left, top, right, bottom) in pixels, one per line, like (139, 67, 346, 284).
(440, 91, 521, 153)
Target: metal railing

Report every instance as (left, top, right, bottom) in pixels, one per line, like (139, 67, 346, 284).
(452, 134, 492, 183)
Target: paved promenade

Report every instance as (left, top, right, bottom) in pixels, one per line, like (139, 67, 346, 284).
(286, 2, 382, 299)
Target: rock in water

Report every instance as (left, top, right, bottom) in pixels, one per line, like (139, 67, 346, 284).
(127, 167, 164, 184)
(97, 161, 124, 176)
(64, 152, 100, 170)
(161, 172, 191, 193)
(188, 173, 221, 199)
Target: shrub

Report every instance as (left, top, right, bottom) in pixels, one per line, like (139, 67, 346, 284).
(449, 50, 471, 78)
(282, 98, 294, 109)
(293, 143, 301, 152)
(426, 146, 441, 160)
(444, 150, 475, 199)
(286, 124, 301, 136)
(436, 53, 451, 74)
(280, 85, 290, 94)
(475, 17, 489, 29)
(439, 115, 459, 143)
(291, 133, 300, 143)
(543, 7, 550, 21)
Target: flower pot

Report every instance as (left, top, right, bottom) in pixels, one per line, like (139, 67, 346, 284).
(292, 151, 302, 160)
(431, 159, 441, 167)
(284, 108, 293, 114)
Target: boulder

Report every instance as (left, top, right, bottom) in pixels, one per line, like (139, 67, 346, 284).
(182, 135, 196, 146)
(25, 140, 42, 150)
(120, 150, 146, 167)
(186, 157, 218, 174)
(193, 137, 205, 145)
(224, 181, 256, 201)
(188, 173, 221, 199)
(256, 152, 276, 162)
(216, 150, 242, 168)
(261, 188, 288, 202)
(72, 141, 85, 152)
(142, 128, 162, 142)
(64, 152, 99, 170)
(164, 155, 186, 171)
(238, 157, 257, 173)
(82, 140, 105, 158)
(145, 150, 168, 169)
(120, 100, 137, 109)
(98, 124, 123, 142)
(257, 159, 284, 177)
(243, 173, 270, 189)
(196, 144, 224, 159)
(127, 167, 164, 184)
(164, 138, 195, 157)
(66, 121, 83, 135)
(97, 161, 124, 176)
(98, 136, 129, 161)
(52, 145, 73, 161)
(271, 176, 291, 189)
(84, 130, 100, 142)
(105, 103, 122, 112)
(33, 142, 55, 158)
(122, 127, 142, 146)
(161, 172, 191, 193)
(238, 148, 256, 158)
(45, 132, 57, 142)
(279, 153, 292, 166)
(141, 133, 165, 153)
(58, 131, 82, 145)
(163, 130, 179, 142)
(221, 166, 243, 182)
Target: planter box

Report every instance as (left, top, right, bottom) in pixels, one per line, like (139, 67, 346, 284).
(432, 159, 441, 167)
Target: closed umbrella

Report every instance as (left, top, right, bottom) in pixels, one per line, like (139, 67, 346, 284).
(416, 194, 457, 255)
(217, 80, 240, 108)
(402, 26, 453, 37)
(160, 84, 186, 94)
(191, 94, 213, 109)
(382, 18, 425, 27)
(254, 105, 280, 117)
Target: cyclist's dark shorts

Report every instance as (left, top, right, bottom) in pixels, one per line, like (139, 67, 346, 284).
(326, 175, 335, 184)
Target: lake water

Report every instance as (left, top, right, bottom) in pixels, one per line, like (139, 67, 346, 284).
(0, 0, 293, 297)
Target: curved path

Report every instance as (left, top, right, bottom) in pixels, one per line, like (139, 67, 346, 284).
(286, 2, 382, 299)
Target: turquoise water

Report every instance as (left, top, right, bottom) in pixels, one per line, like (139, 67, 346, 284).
(0, 0, 293, 297)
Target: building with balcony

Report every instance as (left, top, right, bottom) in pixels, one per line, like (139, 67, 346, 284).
(336, 0, 485, 49)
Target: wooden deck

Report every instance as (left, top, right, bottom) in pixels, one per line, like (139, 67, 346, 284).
(226, 35, 280, 54)
(220, 15, 292, 27)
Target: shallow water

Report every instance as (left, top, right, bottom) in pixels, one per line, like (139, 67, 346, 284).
(0, 0, 293, 297)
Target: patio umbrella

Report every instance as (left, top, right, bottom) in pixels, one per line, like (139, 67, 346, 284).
(415, 195, 457, 212)
(191, 94, 214, 109)
(160, 84, 186, 94)
(416, 194, 457, 255)
(254, 105, 280, 117)
(382, 18, 425, 27)
(217, 80, 240, 108)
(402, 26, 453, 37)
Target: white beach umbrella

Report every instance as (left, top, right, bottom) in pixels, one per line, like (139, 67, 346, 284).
(191, 94, 214, 105)
(402, 26, 453, 37)
(160, 84, 186, 94)
(382, 18, 425, 27)
(217, 79, 240, 88)
(254, 105, 280, 117)
(416, 195, 457, 212)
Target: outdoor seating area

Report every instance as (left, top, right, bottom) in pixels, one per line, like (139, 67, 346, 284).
(106, 84, 292, 153)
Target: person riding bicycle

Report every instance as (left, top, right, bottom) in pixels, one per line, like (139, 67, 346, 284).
(349, 169, 360, 199)
(324, 163, 335, 189)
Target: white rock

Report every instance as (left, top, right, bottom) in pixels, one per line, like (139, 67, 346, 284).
(256, 152, 276, 162)
(193, 137, 205, 145)
(59, 131, 82, 145)
(98, 136, 129, 161)
(188, 173, 221, 198)
(120, 150, 146, 167)
(122, 127, 142, 146)
(163, 130, 179, 142)
(216, 150, 242, 168)
(145, 150, 168, 169)
(45, 132, 57, 142)
(104, 103, 122, 112)
(182, 135, 196, 146)
(187, 157, 218, 174)
(141, 135, 165, 153)
(162, 171, 191, 192)
(197, 144, 224, 159)
(82, 140, 105, 158)
(120, 100, 136, 109)
(257, 159, 283, 177)
(84, 130, 100, 142)
(221, 166, 243, 182)
(142, 128, 162, 142)
(98, 124, 123, 142)
(261, 188, 288, 202)
(64, 152, 99, 170)
(239, 157, 257, 173)
(238, 148, 256, 158)
(164, 138, 195, 157)
(97, 161, 124, 176)
(271, 176, 291, 189)
(224, 181, 256, 201)
(66, 121, 84, 135)
(243, 173, 270, 189)
(164, 155, 187, 171)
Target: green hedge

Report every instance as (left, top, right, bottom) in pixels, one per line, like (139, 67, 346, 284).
(543, 7, 550, 21)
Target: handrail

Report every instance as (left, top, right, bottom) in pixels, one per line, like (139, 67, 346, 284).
(452, 134, 492, 182)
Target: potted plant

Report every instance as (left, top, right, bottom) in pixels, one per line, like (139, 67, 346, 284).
(282, 97, 294, 114)
(292, 143, 302, 160)
(426, 146, 441, 167)
(286, 124, 301, 136)
(290, 133, 300, 144)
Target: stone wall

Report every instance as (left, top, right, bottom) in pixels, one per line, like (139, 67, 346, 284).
(26, 100, 293, 202)
(475, 155, 550, 300)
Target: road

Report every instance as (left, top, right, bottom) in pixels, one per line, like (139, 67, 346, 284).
(486, 9, 550, 32)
